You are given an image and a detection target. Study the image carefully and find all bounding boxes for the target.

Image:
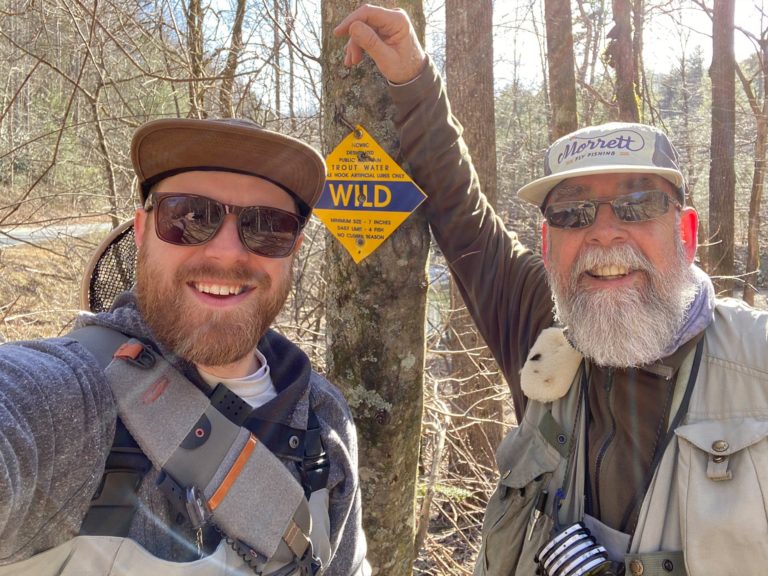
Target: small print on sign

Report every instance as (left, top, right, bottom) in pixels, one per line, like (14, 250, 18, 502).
(315, 125, 426, 263)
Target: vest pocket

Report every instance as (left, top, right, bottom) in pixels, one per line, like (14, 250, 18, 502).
(675, 418, 768, 575)
(475, 428, 560, 576)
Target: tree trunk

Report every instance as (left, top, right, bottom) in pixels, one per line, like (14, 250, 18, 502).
(322, 2, 428, 574)
(738, 38, 768, 305)
(676, 48, 705, 239)
(575, 0, 607, 126)
(286, 0, 296, 130)
(632, 0, 656, 122)
(708, 0, 736, 296)
(444, 0, 504, 477)
(273, 0, 281, 126)
(544, 0, 578, 139)
(605, 0, 639, 122)
(90, 87, 119, 229)
(186, 0, 205, 116)
(744, 121, 766, 305)
(219, 0, 245, 118)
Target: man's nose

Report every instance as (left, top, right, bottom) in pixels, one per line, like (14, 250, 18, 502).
(203, 214, 250, 261)
(586, 202, 628, 246)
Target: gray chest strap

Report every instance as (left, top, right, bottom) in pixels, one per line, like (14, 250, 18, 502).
(70, 326, 319, 573)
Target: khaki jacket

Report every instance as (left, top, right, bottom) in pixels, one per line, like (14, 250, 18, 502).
(475, 299, 768, 576)
(389, 58, 768, 575)
(390, 57, 698, 529)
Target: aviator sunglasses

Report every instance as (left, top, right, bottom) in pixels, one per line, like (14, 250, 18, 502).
(146, 193, 306, 258)
(543, 189, 681, 230)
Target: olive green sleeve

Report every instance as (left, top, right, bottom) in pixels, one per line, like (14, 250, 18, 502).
(389, 57, 555, 419)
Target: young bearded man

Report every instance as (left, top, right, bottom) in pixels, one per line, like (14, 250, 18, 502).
(335, 6, 768, 576)
(0, 119, 370, 576)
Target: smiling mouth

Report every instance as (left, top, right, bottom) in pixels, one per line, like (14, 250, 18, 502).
(192, 282, 250, 297)
(586, 264, 631, 280)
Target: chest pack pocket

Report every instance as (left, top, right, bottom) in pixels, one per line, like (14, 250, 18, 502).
(78, 418, 149, 537)
(675, 418, 768, 575)
(475, 423, 561, 576)
(70, 325, 331, 574)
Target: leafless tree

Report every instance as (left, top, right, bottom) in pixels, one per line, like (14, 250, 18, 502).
(605, 0, 641, 121)
(708, 0, 737, 295)
(442, 0, 504, 481)
(321, 1, 429, 574)
(544, 0, 578, 138)
(735, 25, 768, 304)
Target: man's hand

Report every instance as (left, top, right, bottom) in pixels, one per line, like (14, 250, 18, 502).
(334, 4, 427, 85)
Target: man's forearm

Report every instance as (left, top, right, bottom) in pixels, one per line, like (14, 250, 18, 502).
(0, 340, 115, 563)
(388, 57, 553, 405)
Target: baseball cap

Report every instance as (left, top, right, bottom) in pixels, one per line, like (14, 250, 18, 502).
(131, 118, 326, 219)
(517, 122, 685, 208)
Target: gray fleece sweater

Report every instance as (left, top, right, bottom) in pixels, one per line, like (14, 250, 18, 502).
(0, 292, 368, 574)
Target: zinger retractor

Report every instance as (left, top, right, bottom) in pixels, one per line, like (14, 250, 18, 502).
(534, 522, 615, 576)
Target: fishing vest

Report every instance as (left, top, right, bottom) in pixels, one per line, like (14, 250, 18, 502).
(1, 325, 332, 576)
(474, 298, 768, 576)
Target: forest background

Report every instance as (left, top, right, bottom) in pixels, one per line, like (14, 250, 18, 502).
(1, 0, 766, 574)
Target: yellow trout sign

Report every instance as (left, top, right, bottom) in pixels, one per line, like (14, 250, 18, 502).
(314, 125, 426, 263)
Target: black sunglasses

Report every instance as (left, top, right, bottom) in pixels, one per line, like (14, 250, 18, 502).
(544, 189, 680, 230)
(147, 193, 306, 258)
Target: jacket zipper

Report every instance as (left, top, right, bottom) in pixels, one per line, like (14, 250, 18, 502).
(593, 367, 615, 516)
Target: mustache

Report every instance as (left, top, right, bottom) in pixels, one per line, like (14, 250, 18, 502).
(570, 245, 653, 277)
(175, 263, 271, 287)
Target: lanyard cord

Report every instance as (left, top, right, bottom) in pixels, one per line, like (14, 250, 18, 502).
(554, 360, 588, 532)
(582, 365, 593, 519)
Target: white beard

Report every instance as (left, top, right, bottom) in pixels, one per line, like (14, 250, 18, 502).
(547, 242, 698, 367)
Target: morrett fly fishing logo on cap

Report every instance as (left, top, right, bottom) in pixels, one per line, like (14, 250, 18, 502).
(547, 128, 648, 175)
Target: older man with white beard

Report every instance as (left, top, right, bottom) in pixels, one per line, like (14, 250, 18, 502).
(0, 119, 370, 576)
(336, 5, 768, 576)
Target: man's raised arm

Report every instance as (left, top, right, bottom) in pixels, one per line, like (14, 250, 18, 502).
(334, 5, 554, 417)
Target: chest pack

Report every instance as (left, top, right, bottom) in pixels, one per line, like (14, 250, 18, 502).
(478, 306, 768, 576)
(69, 324, 330, 575)
(475, 327, 704, 576)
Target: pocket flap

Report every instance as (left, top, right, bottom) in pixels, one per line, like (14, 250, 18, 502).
(498, 426, 561, 489)
(675, 418, 768, 455)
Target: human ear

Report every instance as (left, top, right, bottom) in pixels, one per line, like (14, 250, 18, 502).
(541, 220, 549, 268)
(291, 232, 304, 255)
(134, 208, 148, 249)
(679, 207, 698, 264)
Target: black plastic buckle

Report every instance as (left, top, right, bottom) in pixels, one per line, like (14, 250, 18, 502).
(124, 344, 156, 369)
(305, 551, 322, 576)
